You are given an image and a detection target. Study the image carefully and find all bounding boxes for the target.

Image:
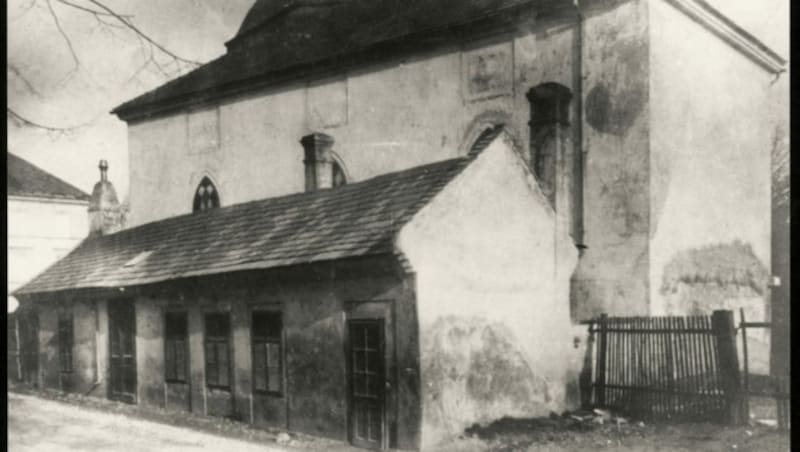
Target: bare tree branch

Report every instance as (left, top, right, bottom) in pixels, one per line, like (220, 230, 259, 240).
(8, 64, 43, 98)
(45, 0, 80, 80)
(55, 0, 130, 18)
(86, 0, 202, 67)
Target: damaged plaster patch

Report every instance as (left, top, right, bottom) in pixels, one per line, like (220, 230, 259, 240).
(660, 240, 769, 296)
(585, 38, 647, 136)
(421, 316, 552, 441)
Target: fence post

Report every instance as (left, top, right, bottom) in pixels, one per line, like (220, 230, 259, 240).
(596, 314, 608, 408)
(712, 310, 743, 425)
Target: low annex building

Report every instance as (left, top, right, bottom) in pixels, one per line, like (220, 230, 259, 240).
(15, 132, 578, 450)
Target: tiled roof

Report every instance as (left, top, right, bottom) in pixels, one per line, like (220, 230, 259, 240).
(7, 153, 90, 201)
(112, 0, 570, 120)
(15, 157, 469, 295)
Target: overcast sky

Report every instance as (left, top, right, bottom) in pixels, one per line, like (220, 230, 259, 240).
(7, 0, 789, 199)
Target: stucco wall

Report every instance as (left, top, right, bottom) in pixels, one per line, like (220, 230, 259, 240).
(398, 136, 579, 449)
(125, 16, 579, 228)
(112, 262, 420, 449)
(571, 0, 651, 320)
(648, 0, 776, 372)
(8, 198, 88, 292)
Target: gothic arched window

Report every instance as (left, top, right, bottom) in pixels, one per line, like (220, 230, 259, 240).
(193, 177, 220, 212)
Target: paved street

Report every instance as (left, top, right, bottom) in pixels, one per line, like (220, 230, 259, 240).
(8, 393, 283, 452)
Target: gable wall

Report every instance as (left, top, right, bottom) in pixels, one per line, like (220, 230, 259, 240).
(397, 136, 579, 449)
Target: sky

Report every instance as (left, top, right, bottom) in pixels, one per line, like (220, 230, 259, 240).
(6, 0, 789, 200)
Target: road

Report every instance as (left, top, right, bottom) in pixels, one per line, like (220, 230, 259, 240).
(8, 393, 284, 452)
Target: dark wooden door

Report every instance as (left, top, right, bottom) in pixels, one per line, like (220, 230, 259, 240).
(109, 302, 137, 404)
(19, 312, 39, 386)
(348, 319, 386, 449)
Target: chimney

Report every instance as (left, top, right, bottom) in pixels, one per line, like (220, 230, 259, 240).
(88, 160, 124, 237)
(300, 132, 334, 191)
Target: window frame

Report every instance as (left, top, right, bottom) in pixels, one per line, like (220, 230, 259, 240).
(203, 312, 232, 390)
(164, 311, 189, 384)
(192, 176, 221, 213)
(251, 310, 284, 397)
(58, 313, 73, 374)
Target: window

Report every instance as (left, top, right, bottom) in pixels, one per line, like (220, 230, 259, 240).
(164, 312, 188, 383)
(204, 313, 230, 389)
(527, 82, 572, 208)
(58, 314, 73, 373)
(193, 177, 220, 212)
(332, 161, 347, 187)
(252, 311, 283, 394)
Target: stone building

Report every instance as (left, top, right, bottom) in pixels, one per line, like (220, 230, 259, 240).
(14, 0, 785, 450)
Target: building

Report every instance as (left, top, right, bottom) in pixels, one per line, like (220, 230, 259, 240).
(7, 153, 91, 382)
(14, 0, 786, 450)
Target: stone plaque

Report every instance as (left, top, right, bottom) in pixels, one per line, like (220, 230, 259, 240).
(187, 107, 220, 154)
(307, 78, 348, 129)
(463, 42, 513, 100)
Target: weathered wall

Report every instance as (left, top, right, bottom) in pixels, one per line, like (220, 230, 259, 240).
(648, 0, 773, 319)
(35, 298, 97, 393)
(125, 15, 578, 228)
(397, 135, 579, 449)
(118, 263, 419, 449)
(571, 0, 651, 320)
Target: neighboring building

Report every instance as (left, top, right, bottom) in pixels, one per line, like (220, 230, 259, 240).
(7, 153, 90, 382)
(14, 0, 786, 450)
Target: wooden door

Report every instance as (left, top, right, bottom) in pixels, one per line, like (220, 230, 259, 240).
(348, 319, 386, 449)
(109, 302, 137, 404)
(18, 312, 39, 386)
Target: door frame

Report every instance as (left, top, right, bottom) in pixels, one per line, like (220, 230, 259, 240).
(346, 317, 387, 450)
(108, 299, 137, 404)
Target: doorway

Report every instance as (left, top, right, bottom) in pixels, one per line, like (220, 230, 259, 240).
(108, 301, 137, 404)
(348, 319, 386, 449)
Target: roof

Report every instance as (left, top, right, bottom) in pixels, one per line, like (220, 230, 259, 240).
(15, 157, 470, 296)
(112, 0, 570, 121)
(7, 153, 90, 202)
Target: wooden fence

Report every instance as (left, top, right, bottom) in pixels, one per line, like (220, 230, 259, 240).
(588, 310, 742, 423)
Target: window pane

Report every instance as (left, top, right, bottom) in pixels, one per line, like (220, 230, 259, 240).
(253, 342, 267, 391)
(165, 312, 187, 337)
(217, 342, 229, 387)
(205, 343, 217, 385)
(175, 340, 186, 381)
(266, 342, 281, 392)
(252, 312, 281, 339)
(165, 340, 176, 380)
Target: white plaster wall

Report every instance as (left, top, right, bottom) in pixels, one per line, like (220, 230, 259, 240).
(125, 22, 577, 227)
(648, 0, 775, 316)
(8, 198, 88, 292)
(397, 136, 578, 449)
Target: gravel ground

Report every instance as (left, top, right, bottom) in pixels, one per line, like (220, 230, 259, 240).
(8, 387, 790, 452)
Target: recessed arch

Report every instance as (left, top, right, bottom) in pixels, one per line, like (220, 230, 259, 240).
(460, 111, 525, 160)
(330, 151, 350, 187)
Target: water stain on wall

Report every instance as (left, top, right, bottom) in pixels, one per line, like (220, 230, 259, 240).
(585, 38, 647, 136)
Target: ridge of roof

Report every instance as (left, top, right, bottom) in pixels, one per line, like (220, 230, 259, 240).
(7, 153, 90, 201)
(112, 0, 570, 121)
(14, 156, 472, 296)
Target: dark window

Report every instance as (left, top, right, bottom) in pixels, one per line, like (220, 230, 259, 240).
(164, 312, 188, 383)
(252, 311, 283, 394)
(58, 314, 73, 373)
(332, 161, 347, 187)
(193, 177, 220, 212)
(527, 83, 572, 208)
(204, 313, 230, 389)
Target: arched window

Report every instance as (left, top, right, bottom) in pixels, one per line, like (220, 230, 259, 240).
(193, 177, 220, 212)
(527, 82, 572, 208)
(332, 161, 347, 187)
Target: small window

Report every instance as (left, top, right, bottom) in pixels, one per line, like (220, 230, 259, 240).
(332, 161, 347, 187)
(252, 311, 283, 395)
(204, 313, 230, 389)
(58, 314, 73, 373)
(193, 177, 220, 213)
(165, 312, 188, 383)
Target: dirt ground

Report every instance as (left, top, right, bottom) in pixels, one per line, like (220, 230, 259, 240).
(7, 387, 790, 452)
